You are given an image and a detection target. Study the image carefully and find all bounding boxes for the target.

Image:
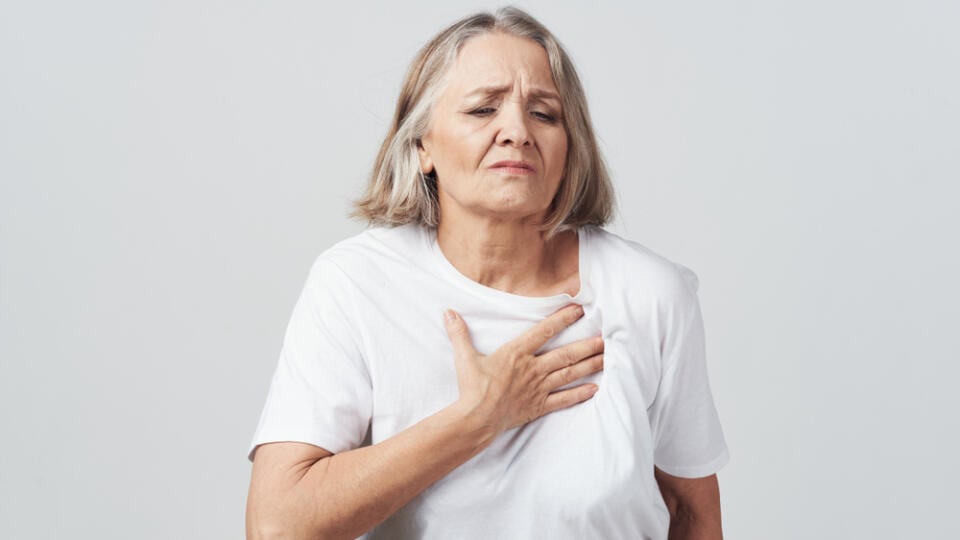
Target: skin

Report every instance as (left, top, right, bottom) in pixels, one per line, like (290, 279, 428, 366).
(247, 32, 721, 539)
(656, 468, 724, 539)
(417, 32, 577, 297)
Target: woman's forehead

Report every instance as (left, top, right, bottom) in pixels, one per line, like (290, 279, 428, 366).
(447, 33, 557, 94)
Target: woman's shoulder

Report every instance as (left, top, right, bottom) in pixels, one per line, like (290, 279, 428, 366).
(308, 223, 430, 280)
(583, 225, 700, 297)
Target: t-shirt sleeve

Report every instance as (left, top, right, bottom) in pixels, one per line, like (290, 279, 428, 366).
(647, 263, 730, 478)
(247, 257, 372, 462)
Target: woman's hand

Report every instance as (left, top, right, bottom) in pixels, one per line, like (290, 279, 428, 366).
(443, 304, 604, 437)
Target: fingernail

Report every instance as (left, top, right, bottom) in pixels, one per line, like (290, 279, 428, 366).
(574, 305, 584, 317)
(444, 309, 457, 323)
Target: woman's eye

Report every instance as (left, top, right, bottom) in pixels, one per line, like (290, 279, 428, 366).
(532, 111, 556, 122)
(469, 107, 496, 116)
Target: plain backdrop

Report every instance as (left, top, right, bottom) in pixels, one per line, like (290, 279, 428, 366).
(2, 0, 958, 538)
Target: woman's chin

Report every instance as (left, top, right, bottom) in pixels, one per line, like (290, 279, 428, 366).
(472, 200, 551, 222)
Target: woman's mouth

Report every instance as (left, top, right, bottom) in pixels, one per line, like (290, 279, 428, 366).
(490, 160, 536, 175)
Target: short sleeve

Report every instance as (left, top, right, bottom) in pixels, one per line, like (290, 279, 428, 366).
(247, 257, 372, 462)
(647, 264, 730, 478)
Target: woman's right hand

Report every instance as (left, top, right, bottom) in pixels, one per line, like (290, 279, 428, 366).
(443, 304, 604, 437)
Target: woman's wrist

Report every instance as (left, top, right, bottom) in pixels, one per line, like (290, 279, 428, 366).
(445, 399, 500, 451)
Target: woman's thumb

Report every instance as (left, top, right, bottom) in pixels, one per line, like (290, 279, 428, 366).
(444, 309, 476, 358)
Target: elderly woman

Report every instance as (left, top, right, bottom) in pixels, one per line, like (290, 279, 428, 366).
(246, 7, 728, 539)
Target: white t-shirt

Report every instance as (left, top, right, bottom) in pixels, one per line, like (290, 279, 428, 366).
(248, 223, 729, 539)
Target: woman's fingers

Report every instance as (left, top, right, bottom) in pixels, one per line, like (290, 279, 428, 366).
(511, 304, 585, 355)
(543, 353, 604, 390)
(444, 304, 603, 434)
(541, 383, 600, 416)
(538, 335, 604, 374)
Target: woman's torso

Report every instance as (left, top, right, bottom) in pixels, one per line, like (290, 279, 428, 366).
(323, 223, 673, 539)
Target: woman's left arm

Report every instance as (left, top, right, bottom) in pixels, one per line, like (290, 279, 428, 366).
(654, 466, 723, 540)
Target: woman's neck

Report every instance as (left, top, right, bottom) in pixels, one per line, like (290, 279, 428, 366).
(435, 213, 579, 297)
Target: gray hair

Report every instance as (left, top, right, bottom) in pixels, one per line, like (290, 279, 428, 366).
(350, 6, 615, 239)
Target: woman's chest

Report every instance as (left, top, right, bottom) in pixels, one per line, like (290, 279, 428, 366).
(358, 284, 664, 450)
(351, 275, 670, 532)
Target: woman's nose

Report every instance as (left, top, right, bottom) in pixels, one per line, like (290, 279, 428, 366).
(494, 103, 532, 147)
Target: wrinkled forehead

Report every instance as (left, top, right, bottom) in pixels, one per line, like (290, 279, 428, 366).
(441, 32, 560, 98)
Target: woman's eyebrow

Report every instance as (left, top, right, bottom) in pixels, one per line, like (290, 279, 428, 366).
(463, 84, 561, 104)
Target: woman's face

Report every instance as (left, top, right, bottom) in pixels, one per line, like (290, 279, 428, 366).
(418, 32, 568, 225)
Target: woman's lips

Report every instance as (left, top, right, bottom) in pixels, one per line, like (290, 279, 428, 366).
(490, 160, 535, 175)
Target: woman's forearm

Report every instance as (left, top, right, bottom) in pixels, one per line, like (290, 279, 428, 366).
(253, 401, 496, 539)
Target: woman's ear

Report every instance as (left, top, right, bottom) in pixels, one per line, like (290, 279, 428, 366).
(416, 138, 434, 175)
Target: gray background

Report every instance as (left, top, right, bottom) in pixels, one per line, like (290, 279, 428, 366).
(2, 0, 957, 538)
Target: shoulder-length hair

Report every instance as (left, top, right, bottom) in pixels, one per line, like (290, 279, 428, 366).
(350, 6, 615, 239)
